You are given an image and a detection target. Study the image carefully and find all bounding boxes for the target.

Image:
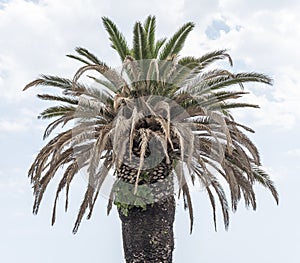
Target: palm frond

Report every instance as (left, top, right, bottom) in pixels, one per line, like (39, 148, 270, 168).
(143, 15, 156, 57)
(37, 94, 78, 105)
(66, 54, 91, 65)
(178, 50, 233, 72)
(38, 105, 76, 119)
(87, 75, 117, 93)
(24, 75, 73, 91)
(74, 47, 103, 65)
(52, 162, 78, 225)
(210, 177, 230, 229)
(73, 64, 128, 93)
(178, 173, 194, 234)
(159, 22, 194, 60)
(133, 21, 150, 60)
(199, 49, 233, 66)
(154, 38, 167, 58)
(252, 166, 279, 204)
(209, 102, 259, 111)
(102, 17, 131, 61)
(206, 186, 217, 231)
(42, 114, 74, 139)
(208, 72, 273, 91)
(72, 185, 94, 234)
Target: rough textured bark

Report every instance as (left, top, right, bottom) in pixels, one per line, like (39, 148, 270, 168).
(119, 195, 175, 263)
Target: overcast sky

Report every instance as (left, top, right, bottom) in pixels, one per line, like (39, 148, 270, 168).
(0, 0, 299, 262)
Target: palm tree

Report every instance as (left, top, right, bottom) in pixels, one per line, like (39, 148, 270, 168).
(24, 16, 278, 263)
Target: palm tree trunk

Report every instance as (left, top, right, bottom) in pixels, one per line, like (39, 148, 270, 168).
(118, 195, 175, 263)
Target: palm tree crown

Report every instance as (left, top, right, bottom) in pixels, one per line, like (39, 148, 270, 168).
(24, 15, 278, 234)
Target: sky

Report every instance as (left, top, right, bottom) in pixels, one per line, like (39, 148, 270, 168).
(0, 0, 300, 262)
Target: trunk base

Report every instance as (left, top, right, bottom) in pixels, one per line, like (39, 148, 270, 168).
(119, 195, 175, 263)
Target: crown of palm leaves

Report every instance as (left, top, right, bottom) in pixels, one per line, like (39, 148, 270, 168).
(24, 15, 278, 234)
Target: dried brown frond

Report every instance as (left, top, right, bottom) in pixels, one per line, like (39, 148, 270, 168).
(72, 184, 94, 234)
(87, 157, 113, 219)
(134, 128, 149, 193)
(73, 64, 128, 93)
(129, 107, 144, 161)
(153, 100, 173, 148)
(148, 130, 170, 164)
(206, 186, 217, 231)
(23, 79, 45, 90)
(88, 127, 112, 176)
(209, 111, 233, 154)
(52, 162, 78, 225)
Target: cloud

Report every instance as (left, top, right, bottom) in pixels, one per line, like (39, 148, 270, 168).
(0, 0, 186, 101)
(197, 4, 300, 130)
(0, 0, 107, 100)
(205, 19, 231, 40)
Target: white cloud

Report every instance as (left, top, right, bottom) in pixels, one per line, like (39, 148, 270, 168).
(0, 0, 187, 101)
(196, 4, 300, 130)
(0, 0, 106, 100)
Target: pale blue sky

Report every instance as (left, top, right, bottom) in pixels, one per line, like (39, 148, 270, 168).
(1, 0, 300, 262)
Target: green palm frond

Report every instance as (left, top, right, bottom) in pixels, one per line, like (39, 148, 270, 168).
(179, 49, 233, 71)
(154, 38, 167, 58)
(23, 75, 73, 91)
(159, 22, 195, 60)
(178, 56, 200, 69)
(67, 47, 104, 65)
(143, 15, 156, 57)
(133, 21, 149, 60)
(180, 71, 272, 98)
(66, 54, 91, 65)
(209, 102, 259, 111)
(197, 49, 233, 67)
(38, 105, 76, 119)
(75, 47, 103, 64)
(37, 94, 78, 105)
(207, 72, 273, 91)
(102, 17, 131, 61)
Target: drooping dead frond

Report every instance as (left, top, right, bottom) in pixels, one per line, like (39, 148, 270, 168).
(153, 100, 172, 148)
(134, 128, 150, 193)
(87, 157, 113, 219)
(148, 130, 170, 164)
(73, 64, 129, 93)
(72, 184, 94, 234)
(88, 127, 112, 176)
(252, 166, 279, 204)
(52, 162, 78, 225)
(128, 107, 144, 161)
